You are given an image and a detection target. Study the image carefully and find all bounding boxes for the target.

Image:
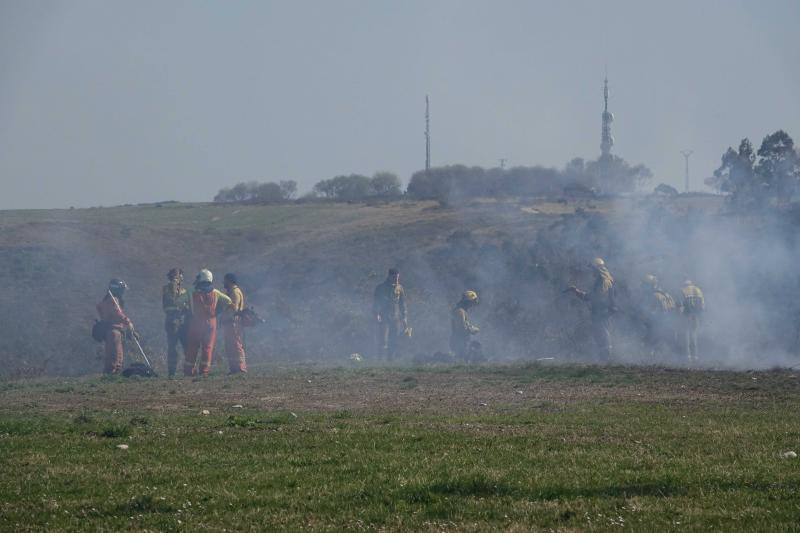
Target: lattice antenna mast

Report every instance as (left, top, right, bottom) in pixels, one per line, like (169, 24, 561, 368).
(600, 73, 614, 158)
(425, 95, 431, 172)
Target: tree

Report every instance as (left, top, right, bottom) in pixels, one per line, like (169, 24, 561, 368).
(313, 174, 372, 201)
(704, 134, 800, 210)
(705, 139, 757, 200)
(214, 180, 297, 203)
(586, 155, 652, 194)
(406, 165, 487, 203)
(252, 182, 284, 203)
(369, 172, 402, 197)
(756, 130, 799, 205)
(279, 180, 298, 200)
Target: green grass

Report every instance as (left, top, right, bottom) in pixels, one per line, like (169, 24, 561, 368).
(0, 202, 422, 232)
(2, 365, 800, 530)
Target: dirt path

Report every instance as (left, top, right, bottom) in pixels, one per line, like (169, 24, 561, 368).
(2, 364, 798, 417)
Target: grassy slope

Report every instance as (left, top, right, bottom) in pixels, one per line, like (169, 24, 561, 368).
(1, 364, 799, 531)
(0, 195, 735, 377)
(0, 199, 570, 375)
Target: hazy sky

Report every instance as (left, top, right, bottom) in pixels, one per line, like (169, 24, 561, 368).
(1, 0, 798, 209)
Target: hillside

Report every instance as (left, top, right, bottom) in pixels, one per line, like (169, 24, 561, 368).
(0, 199, 574, 376)
(4, 193, 796, 378)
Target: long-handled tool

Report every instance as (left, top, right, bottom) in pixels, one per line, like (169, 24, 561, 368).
(107, 290, 154, 372)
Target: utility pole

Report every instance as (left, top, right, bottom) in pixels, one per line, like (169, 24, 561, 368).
(680, 150, 694, 192)
(498, 158, 507, 170)
(425, 95, 431, 173)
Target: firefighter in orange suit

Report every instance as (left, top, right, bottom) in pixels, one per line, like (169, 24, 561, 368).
(96, 279, 134, 375)
(184, 269, 232, 377)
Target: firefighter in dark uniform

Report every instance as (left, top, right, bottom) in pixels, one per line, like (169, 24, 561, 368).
(568, 257, 617, 360)
(162, 268, 189, 377)
(450, 290, 480, 362)
(372, 268, 407, 360)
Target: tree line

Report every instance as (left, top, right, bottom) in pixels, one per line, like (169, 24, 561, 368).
(213, 131, 799, 207)
(705, 130, 800, 209)
(213, 153, 652, 204)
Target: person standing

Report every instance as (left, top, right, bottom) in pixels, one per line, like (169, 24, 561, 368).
(681, 279, 705, 361)
(372, 268, 407, 360)
(568, 258, 617, 360)
(222, 273, 247, 374)
(450, 290, 480, 362)
(96, 279, 134, 375)
(184, 269, 232, 377)
(639, 274, 677, 357)
(162, 268, 189, 377)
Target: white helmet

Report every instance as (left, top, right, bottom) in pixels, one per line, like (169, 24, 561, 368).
(196, 269, 213, 283)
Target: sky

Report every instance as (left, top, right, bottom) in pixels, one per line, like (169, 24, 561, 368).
(0, 0, 798, 209)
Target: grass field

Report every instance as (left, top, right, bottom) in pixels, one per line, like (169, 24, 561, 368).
(2, 363, 800, 531)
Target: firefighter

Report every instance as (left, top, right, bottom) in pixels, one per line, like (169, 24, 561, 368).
(184, 269, 232, 377)
(681, 279, 705, 361)
(162, 268, 189, 377)
(96, 279, 134, 375)
(568, 257, 617, 360)
(222, 273, 247, 374)
(372, 268, 407, 360)
(450, 290, 480, 362)
(639, 274, 676, 356)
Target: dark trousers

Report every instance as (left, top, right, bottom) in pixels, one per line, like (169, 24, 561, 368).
(592, 316, 612, 360)
(165, 318, 187, 377)
(377, 319, 401, 359)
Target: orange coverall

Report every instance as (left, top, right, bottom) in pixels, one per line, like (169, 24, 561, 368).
(96, 295, 132, 374)
(184, 289, 232, 376)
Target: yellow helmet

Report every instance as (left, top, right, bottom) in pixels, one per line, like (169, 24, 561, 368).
(643, 274, 657, 286)
(462, 290, 479, 302)
(591, 257, 606, 269)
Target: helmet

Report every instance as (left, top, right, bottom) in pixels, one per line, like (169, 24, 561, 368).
(591, 257, 606, 269)
(108, 278, 128, 297)
(642, 274, 657, 286)
(684, 279, 693, 286)
(196, 269, 213, 283)
(167, 268, 183, 281)
(462, 290, 479, 302)
(223, 272, 237, 285)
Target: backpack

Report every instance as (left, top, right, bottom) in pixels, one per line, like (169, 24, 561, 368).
(91, 320, 111, 343)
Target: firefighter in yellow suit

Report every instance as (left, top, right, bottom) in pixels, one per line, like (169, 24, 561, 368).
(681, 280, 705, 361)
